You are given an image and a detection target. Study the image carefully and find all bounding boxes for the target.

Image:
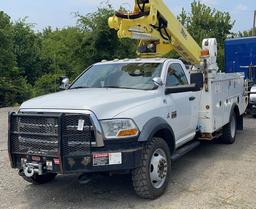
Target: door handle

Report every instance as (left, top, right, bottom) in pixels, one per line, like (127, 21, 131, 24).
(189, 96, 196, 101)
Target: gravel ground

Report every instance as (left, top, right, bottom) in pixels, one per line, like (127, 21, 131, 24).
(0, 107, 256, 209)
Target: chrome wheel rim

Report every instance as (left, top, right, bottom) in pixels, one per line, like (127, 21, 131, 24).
(231, 115, 236, 138)
(149, 148, 168, 189)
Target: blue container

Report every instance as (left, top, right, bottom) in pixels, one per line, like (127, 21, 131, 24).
(224, 37, 256, 82)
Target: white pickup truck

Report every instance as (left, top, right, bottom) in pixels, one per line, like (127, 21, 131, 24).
(8, 58, 248, 199)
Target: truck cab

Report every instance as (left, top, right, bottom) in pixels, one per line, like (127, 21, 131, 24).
(18, 58, 201, 148)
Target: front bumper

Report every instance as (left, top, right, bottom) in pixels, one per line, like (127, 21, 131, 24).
(13, 145, 143, 174)
(8, 112, 142, 174)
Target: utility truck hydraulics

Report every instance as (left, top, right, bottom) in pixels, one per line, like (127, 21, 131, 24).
(109, 0, 202, 63)
(8, 0, 248, 199)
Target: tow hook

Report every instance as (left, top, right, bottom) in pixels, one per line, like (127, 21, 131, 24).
(24, 166, 34, 177)
(22, 163, 43, 177)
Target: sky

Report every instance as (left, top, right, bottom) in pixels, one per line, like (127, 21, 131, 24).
(0, 0, 255, 33)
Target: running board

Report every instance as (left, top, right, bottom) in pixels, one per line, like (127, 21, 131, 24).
(171, 141, 200, 161)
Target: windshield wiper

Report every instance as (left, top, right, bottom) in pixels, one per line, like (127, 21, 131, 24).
(69, 86, 89, 90)
(104, 86, 135, 89)
(104, 86, 120, 89)
(104, 86, 144, 90)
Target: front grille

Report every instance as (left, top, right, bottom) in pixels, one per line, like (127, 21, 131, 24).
(13, 116, 58, 135)
(9, 113, 95, 157)
(11, 134, 59, 156)
(10, 114, 60, 157)
(62, 114, 93, 156)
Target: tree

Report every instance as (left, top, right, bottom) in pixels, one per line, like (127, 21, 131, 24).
(12, 19, 43, 85)
(0, 12, 34, 107)
(39, 27, 85, 79)
(238, 28, 256, 37)
(0, 11, 16, 77)
(76, 5, 136, 67)
(33, 71, 63, 96)
(177, 1, 235, 70)
(0, 12, 33, 107)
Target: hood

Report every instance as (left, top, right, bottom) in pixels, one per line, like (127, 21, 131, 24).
(20, 88, 158, 119)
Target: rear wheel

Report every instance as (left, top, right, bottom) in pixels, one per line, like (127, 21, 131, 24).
(19, 171, 57, 185)
(132, 137, 171, 199)
(221, 111, 237, 144)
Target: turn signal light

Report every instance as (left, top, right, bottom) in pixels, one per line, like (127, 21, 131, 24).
(201, 49, 209, 57)
(117, 129, 138, 137)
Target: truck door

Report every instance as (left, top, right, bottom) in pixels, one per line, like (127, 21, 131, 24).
(164, 63, 196, 146)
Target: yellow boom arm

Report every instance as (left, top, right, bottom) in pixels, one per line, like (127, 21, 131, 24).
(108, 0, 202, 64)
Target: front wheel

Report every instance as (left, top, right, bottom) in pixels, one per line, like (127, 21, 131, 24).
(221, 111, 237, 144)
(132, 137, 171, 199)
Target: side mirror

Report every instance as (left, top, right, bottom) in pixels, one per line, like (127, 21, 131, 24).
(153, 77, 163, 87)
(190, 73, 204, 89)
(59, 76, 70, 90)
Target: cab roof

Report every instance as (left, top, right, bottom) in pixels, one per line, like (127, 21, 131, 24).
(95, 58, 169, 65)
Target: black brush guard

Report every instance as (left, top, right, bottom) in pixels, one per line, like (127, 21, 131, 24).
(8, 112, 95, 174)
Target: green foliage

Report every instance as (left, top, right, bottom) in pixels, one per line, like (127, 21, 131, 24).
(12, 19, 42, 84)
(238, 28, 256, 37)
(0, 6, 137, 107)
(0, 11, 16, 77)
(33, 71, 63, 96)
(177, 1, 235, 70)
(0, 12, 33, 107)
(39, 27, 85, 80)
(0, 75, 33, 107)
(178, 1, 235, 47)
(76, 5, 136, 66)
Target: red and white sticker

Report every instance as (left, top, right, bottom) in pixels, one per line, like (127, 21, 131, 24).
(93, 153, 122, 166)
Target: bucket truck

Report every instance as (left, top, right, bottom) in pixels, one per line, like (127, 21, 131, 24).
(8, 0, 248, 199)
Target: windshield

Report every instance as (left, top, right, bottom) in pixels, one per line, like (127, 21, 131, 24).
(70, 62, 163, 90)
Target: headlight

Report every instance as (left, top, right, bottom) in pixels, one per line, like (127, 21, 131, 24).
(100, 119, 139, 139)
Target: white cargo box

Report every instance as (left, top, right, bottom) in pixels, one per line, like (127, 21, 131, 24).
(198, 73, 248, 134)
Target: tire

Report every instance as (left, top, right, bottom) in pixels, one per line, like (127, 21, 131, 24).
(132, 137, 171, 199)
(19, 171, 57, 185)
(221, 111, 237, 144)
